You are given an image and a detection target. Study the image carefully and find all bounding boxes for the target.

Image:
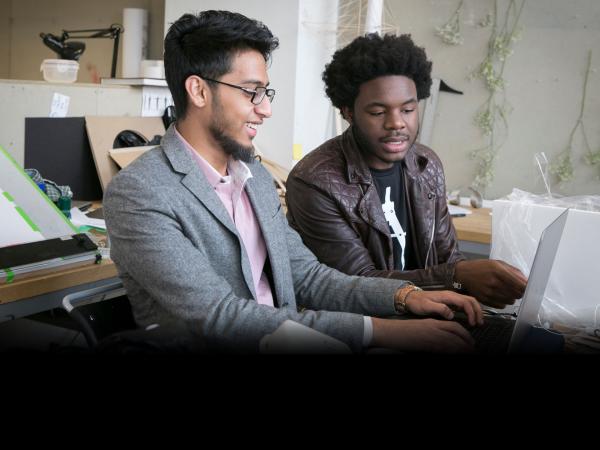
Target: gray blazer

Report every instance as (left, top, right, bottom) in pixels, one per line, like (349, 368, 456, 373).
(104, 125, 408, 352)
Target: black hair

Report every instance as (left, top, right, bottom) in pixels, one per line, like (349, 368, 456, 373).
(322, 33, 432, 110)
(164, 10, 279, 119)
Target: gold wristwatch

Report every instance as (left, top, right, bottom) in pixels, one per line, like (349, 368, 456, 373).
(394, 284, 423, 313)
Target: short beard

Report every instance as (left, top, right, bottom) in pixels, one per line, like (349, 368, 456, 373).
(209, 126, 255, 163)
(209, 97, 255, 163)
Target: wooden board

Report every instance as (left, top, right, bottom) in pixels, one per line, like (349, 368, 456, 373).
(85, 116, 164, 191)
(0, 259, 117, 304)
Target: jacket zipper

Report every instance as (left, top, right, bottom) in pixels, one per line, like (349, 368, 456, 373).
(424, 191, 436, 269)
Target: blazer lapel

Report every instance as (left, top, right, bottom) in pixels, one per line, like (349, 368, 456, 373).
(185, 169, 258, 298)
(244, 171, 284, 303)
(180, 172, 239, 236)
(245, 175, 274, 244)
(162, 127, 238, 236)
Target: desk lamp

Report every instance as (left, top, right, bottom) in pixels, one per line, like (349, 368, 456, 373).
(40, 24, 123, 78)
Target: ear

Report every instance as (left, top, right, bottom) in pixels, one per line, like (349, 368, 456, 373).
(341, 106, 353, 124)
(185, 75, 210, 109)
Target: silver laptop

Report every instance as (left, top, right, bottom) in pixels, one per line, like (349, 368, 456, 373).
(506, 208, 569, 352)
(457, 208, 569, 353)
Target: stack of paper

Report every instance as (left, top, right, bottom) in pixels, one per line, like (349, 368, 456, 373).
(70, 207, 106, 230)
(448, 204, 473, 217)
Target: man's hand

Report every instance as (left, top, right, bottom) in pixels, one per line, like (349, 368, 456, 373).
(454, 259, 527, 308)
(371, 317, 475, 353)
(404, 289, 484, 327)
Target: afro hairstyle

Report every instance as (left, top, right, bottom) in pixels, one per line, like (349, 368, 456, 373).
(323, 33, 432, 110)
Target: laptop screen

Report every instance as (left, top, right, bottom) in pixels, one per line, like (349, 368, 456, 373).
(508, 209, 569, 352)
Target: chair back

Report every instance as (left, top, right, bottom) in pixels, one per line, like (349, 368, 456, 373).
(62, 281, 136, 348)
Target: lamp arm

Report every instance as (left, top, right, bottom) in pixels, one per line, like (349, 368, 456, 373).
(58, 24, 123, 78)
(111, 31, 120, 78)
(62, 24, 123, 40)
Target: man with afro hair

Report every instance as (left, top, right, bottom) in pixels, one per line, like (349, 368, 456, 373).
(286, 33, 527, 309)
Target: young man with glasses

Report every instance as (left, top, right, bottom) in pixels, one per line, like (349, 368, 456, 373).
(104, 11, 483, 353)
(286, 33, 527, 309)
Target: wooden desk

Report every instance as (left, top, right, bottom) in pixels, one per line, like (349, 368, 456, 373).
(0, 259, 119, 322)
(452, 207, 492, 244)
(451, 206, 492, 256)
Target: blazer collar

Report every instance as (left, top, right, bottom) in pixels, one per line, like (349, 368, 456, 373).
(162, 124, 195, 175)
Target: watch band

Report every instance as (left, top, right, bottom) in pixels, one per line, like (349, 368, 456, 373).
(394, 284, 423, 313)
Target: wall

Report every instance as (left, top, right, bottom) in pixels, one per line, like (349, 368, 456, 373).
(292, 0, 340, 161)
(0, 80, 144, 165)
(0, 1, 10, 79)
(385, 0, 600, 198)
(1, 0, 165, 83)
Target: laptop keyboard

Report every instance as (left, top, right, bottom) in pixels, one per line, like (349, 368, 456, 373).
(454, 313, 516, 354)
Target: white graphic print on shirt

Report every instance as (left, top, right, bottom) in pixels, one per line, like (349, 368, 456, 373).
(381, 186, 406, 270)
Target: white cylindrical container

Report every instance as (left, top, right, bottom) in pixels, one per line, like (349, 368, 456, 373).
(365, 0, 384, 34)
(122, 8, 148, 78)
(140, 60, 165, 79)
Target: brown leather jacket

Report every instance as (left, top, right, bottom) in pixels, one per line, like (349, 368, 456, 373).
(286, 127, 465, 289)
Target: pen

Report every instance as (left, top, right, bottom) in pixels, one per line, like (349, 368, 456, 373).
(78, 202, 93, 212)
(452, 214, 466, 218)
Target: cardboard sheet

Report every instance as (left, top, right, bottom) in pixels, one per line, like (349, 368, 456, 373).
(85, 116, 164, 191)
(108, 146, 154, 169)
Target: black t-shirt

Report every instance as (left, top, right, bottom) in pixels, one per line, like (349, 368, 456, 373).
(370, 162, 413, 270)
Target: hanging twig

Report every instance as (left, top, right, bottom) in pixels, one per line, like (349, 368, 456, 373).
(550, 50, 595, 183)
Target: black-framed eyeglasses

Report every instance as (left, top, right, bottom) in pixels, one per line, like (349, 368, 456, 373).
(201, 76, 275, 105)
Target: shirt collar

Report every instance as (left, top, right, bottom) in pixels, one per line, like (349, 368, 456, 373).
(174, 127, 253, 189)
